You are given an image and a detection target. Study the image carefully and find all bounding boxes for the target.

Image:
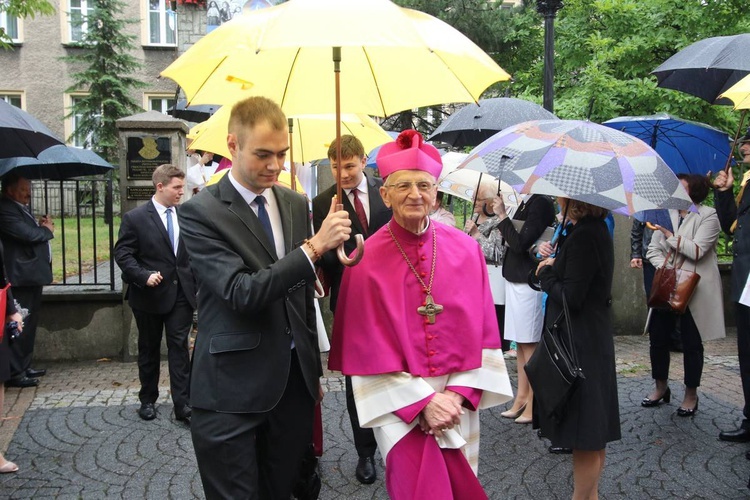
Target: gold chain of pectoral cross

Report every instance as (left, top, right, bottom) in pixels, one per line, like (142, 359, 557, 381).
(387, 222, 443, 324)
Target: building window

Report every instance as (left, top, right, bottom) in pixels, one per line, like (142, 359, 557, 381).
(147, 0, 176, 46)
(66, 94, 95, 149)
(146, 95, 176, 114)
(0, 1, 20, 43)
(68, 0, 94, 43)
(0, 93, 23, 108)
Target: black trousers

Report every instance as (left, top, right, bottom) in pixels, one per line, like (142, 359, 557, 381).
(649, 307, 704, 388)
(9, 286, 43, 380)
(345, 375, 377, 458)
(192, 352, 314, 500)
(735, 303, 750, 424)
(132, 291, 192, 409)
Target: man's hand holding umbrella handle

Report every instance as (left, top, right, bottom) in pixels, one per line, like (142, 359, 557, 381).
(305, 196, 351, 263)
(713, 169, 734, 192)
(40, 215, 54, 232)
(630, 258, 643, 269)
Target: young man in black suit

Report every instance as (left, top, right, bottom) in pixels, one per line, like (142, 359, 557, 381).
(114, 164, 196, 426)
(178, 96, 351, 499)
(0, 173, 54, 388)
(311, 135, 391, 484)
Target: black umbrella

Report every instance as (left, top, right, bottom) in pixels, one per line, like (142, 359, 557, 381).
(652, 33, 750, 104)
(0, 144, 114, 180)
(0, 99, 65, 159)
(167, 98, 220, 123)
(427, 97, 558, 148)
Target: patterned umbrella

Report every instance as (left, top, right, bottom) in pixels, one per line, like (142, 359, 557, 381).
(458, 120, 694, 216)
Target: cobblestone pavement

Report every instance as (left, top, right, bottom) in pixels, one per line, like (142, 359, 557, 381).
(1, 333, 749, 498)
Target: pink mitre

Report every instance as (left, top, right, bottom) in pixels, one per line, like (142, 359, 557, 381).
(376, 129, 443, 179)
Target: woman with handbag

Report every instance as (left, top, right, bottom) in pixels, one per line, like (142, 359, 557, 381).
(490, 193, 556, 424)
(0, 238, 22, 473)
(535, 198, 620, 499)
(643, 174, 724, 416)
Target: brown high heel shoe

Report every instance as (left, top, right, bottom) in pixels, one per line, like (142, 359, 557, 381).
(501, 402, 527, 419)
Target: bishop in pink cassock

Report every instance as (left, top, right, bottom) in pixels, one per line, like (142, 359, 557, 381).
(328, 130, 513, 500)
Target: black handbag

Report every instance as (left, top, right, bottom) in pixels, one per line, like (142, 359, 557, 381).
(524, 295, 585, 422)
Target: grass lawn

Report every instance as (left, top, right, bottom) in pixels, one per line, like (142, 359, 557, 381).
(50, 216, 120, 283)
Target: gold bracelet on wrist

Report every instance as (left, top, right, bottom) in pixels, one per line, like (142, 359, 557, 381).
(304, 239, 321, 261)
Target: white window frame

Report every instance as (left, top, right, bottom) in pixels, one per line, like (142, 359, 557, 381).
(0, 91, 24, 109)
(0, 1, 22, 43)
(64, 0, 94, 44)
(143, 0, 177, 47)
(145, 94, 177, 114)
(65, 93, 96, 149)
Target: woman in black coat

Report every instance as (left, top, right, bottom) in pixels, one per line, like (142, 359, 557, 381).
(535, 198, 620, 499)
(0, 239, 22, 473)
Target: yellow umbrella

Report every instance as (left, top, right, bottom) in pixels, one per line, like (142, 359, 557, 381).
(161, 0, 510, 116)
(720, 73, 750, 109)
(206, 168, 305, 194)
(188, 106, 393, 163)
(162, 0, 510, 266)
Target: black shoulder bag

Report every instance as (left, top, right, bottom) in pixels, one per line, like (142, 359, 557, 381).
(524, 295, 585, 422)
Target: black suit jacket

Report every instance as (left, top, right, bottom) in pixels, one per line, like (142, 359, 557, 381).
(716, 188, 750, 302)
(114, 200, 197, 314)
(311, 174, 391, 312)
(178, 174, 322, 413)
(498, 194, 556, 283)
(0, 196, 53, 287)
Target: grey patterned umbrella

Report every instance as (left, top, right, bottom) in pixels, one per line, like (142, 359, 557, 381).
(427, 97, 558, 148)
(458, 120, 694, 215)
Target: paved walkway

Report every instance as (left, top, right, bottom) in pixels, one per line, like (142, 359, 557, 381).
(1, 333, 749, 498)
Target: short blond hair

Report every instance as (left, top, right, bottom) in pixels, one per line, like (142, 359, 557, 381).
(228, 97, 287, 146)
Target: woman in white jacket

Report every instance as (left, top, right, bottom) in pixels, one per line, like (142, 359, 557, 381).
(643, 173, 725, 416)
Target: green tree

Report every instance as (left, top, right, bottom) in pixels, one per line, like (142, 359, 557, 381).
(0, 0, 55, 49)
(63, 0, 144, 163)
(506, 0, 750, 132)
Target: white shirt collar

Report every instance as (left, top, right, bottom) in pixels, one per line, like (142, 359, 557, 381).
(345, 175, 368, 196)
(228, 169, 272, 206)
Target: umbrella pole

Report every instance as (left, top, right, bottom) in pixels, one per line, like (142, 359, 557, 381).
(466, 172, 483, 234)
(332, 46, 364, 267)
(724, 109, 748, 173)
(287, 118, 296, 192)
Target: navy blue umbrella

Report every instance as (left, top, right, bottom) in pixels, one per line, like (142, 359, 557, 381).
(602, 113, 731, 175)
(0, 144, 114, 180)
(0, 99, 65, 159)
(168, 98, 220, 123)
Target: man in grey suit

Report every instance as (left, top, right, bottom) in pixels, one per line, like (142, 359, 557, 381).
(114, 164, 196, 426)
(0, 173, 53, 388)
(312, 135, 391, 484)
(178, 96, 351, 499)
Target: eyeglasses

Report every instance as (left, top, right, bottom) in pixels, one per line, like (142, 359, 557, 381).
(384, 181, 436, 193)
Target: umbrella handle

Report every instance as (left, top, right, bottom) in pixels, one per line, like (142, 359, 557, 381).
(725, 109, 748, 173)
(337, 234, 364, 266)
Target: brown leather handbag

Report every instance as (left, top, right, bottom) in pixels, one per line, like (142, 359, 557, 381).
(647, 236, 701, 314)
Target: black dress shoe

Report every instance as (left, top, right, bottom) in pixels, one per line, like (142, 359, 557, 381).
(26, 368, 46, 378)
(174, 405, 191, 426)
(138, 403, 156, 421)
(745, 450, 750, 460)
(355, 455, 376, 484)
(548, 446, 572, 454)
(676, 397, 698, 417)
(5, 376, 39, 388)
(719, 426, 750, 442)
(641, 387, 671, 407)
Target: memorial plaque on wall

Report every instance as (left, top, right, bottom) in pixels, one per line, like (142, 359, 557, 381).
(126, 186, 155, 201)
(126, 136, 171, 180)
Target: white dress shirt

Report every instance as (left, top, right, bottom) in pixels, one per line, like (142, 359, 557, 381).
(344, 176, 370, 224)
(152, 197, 180, 255)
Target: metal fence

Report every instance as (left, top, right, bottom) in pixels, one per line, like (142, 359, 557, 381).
(30, 176, 117, 290)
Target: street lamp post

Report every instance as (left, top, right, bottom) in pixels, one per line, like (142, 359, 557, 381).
(536, 0, 564, 113)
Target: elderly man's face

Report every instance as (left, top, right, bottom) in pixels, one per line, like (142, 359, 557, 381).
(380, 170, 436, 228)
(6, 178, 31, 205)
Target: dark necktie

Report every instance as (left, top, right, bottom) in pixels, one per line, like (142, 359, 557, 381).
(255, 195, 276, 250)
(351, 188, 369, 236)
(165, 208, 175, 251)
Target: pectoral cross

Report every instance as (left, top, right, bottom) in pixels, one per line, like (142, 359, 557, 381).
(417, 294, 444, 324)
